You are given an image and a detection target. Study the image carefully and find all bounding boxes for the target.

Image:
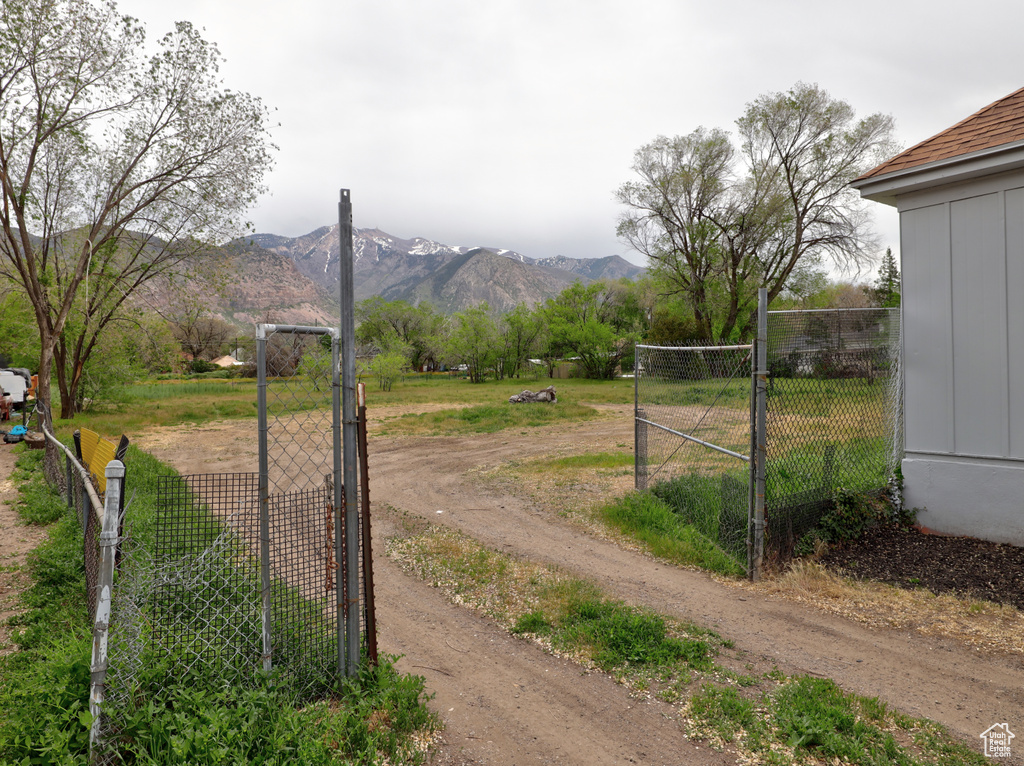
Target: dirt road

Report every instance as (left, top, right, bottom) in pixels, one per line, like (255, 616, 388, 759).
(0, 443, 44, 656)
(134, 405, 1024, 764)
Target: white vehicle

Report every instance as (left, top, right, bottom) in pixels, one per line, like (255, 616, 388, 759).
(0, 370, 28, 406)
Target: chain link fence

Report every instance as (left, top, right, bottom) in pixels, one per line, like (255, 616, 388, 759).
(636, 306, 902, 574)
(763, 308, 902, 564)
(33, 325, 375, 759)
(635, 343, 753, 564)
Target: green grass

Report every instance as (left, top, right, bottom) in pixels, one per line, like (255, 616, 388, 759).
(392, 523, 983, 766)
(12, 449, 66, 525)
(541, 452, 636, 471)
(533, 597, 714, 671)
(361, 373, 634, 408)
(600, 491, 745, 576)
(58, 373, 633, 436)
(379, 401, 601, 435)
(0, 444, 437, 764)
(686, 675, 987, 766)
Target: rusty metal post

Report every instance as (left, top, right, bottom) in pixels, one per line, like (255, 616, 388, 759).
(356, 382, 378, 665)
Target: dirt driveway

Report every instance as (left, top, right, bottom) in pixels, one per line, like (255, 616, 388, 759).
(133, 405, 1024, 765)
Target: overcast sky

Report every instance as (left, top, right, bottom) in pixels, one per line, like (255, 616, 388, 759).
(119, 0, 1022, 274)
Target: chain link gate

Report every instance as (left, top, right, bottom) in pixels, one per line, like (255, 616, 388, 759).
(254, 323, 363, 679)
(635, 294, 902, 579)
(634, 342, 755, 570)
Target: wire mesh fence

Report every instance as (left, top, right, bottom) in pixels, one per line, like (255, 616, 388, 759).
(635, 306, 903, 573)
(40, 417, 118, 622)
(635, 343, 753, 564)
(763, 308, 902, 564)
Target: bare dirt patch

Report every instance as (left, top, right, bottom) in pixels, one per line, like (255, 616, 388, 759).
(133, 403, 1024, 765)
(0, 444, 46, 656)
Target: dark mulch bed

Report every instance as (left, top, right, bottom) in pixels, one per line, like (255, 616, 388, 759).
(820, 525, 1024, 611)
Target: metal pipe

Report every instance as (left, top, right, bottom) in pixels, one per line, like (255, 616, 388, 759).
(88, 459, 124, 759)
(356, 382, 377, 665)
(39, 417, 103, 522)
(331, 330, 344, 679)
(634, 343, 640, 491)
(635, 418, 751, 462)
(752, 288, 768, 581)
(255, 325, 272, 673)
(635, 343, 753, 352)
(338, 189, 360, 676)
(747, 335, 757, 577)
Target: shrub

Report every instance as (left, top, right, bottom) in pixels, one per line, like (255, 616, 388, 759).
(189, 358, 218, 374)
(818, 489, 887, 543)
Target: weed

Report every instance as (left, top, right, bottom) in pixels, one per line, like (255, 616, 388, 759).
(512, 611, 552, 635)
(687, 683, 761, 743)
(13, 449, 65, 525)
(599, 491, 744, 577)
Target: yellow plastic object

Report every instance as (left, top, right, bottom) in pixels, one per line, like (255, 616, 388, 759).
(79, 428, 118, 494)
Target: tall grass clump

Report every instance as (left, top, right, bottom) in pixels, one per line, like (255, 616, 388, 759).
(600, 491, 745, 577)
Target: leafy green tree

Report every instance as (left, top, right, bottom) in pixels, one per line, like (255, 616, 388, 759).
(446, 305, 499, 383)
(355, 298, 443, 370)
(0, 281, 41, 368)
(496, 304, 545, 379)
(368, 352, 407, 392)
(617, 83, 896, 341)
(0, 0, 274, 418)
(871, 248, 901, 308)
(298, 341, 332, 392)
(543, 282, 638, 379)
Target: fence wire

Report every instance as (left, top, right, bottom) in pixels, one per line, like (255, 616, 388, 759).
(763, 308, 902, 563)
(635, 307, 903, 572)
(635, 343, 753, 564)
(257, 326, 370, 671)
(41, 426, 106, 622)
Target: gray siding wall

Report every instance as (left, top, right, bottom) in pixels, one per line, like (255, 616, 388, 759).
(899, 171, 1024, 461)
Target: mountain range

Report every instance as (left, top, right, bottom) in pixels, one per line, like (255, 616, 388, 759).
(202, 225, 644, 326)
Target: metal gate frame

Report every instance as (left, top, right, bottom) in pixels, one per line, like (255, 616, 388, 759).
(634, 288, 770, 580)
(255, 324, 360, 677)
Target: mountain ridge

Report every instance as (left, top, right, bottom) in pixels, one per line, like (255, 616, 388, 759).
(196, 225, 645, 326)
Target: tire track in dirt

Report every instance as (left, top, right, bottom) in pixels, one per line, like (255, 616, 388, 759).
(133, 409, 1024, 764)
(367, 426, 1024, 755)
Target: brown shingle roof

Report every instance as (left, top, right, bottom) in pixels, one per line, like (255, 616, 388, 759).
(858, 86, 1024, 181)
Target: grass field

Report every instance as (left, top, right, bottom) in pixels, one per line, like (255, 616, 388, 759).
(63, 373, 635, 436)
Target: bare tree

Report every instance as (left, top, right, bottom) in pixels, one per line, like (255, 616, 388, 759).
(617, 83, 896, 340)
(0, 0, 275, 418)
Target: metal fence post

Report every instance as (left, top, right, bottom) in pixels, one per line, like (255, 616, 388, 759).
(338, 188, 360, 676)
(89, 459, 124, 760)
(634, 344, 643, 491)
(751, 288, 768, 581)
(331, 331, 344, 679)
(255, 326, 272, 674)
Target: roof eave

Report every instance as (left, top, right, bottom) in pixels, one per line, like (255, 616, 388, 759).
(852, 139, 1024, 207)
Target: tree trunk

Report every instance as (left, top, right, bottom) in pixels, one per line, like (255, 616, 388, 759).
(35, 334, 56, 437)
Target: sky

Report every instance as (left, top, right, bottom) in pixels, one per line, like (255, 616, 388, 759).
(118, 0, 1024, 275)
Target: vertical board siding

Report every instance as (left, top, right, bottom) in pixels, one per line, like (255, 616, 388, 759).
(950, 193, 1010, 457)
(901, 203, 954, 453)
(1005, 188, 1024, 458)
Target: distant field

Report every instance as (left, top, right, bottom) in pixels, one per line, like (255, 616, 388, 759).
(59, 373, 635, 437)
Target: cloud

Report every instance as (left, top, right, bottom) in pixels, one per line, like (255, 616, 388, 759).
(119, 0, 1022, 269)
